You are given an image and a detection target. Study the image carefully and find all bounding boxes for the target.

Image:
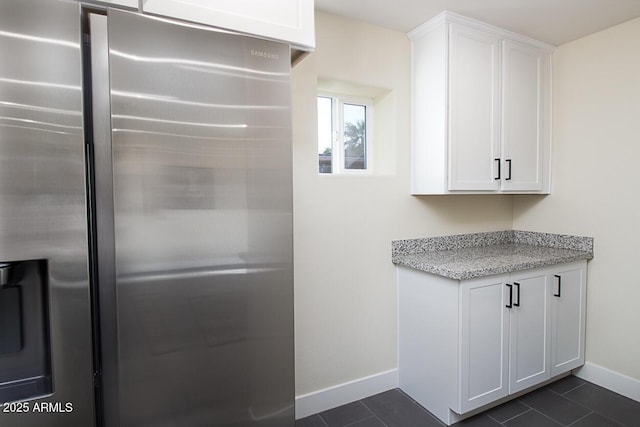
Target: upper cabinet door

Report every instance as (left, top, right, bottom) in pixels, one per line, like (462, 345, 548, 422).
(448, 24, 501, 191)
(501, 40, 547, 192)
(141, 0, 315, 49)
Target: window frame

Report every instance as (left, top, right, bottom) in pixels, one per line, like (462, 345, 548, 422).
(317, 92, 374, 175)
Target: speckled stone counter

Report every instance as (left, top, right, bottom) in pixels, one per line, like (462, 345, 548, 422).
(392, 231, 593, 280)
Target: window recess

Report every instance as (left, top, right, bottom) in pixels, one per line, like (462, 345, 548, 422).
(317, 93, 373, 174)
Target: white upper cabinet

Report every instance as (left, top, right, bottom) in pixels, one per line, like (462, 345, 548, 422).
(141, 0, 315, 49)
(409, 12, 554, 194)
(106, 0, 138, 7)
(79, 0, 139, 8)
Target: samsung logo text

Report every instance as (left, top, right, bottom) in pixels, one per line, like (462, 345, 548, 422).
(251, 49, 279, 60)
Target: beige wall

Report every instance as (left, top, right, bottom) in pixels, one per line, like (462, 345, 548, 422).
(294, 10, 640, 401)
(292, 11, 514, 396)
(513, 18, 640, 380)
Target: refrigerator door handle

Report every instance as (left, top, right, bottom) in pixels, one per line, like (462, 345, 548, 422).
(0, 263, 11, 286)
(87, 12, 119, 427)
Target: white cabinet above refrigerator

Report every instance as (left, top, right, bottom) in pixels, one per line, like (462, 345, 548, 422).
(141, 0, 315, 49)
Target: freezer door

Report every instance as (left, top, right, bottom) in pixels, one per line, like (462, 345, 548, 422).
(98, 9, 294, 426)
(0, 0, 95, 426)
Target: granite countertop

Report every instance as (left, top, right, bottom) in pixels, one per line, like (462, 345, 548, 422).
(392, 230, 594, 280)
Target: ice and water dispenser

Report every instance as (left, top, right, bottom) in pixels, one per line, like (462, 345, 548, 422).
(0, 260, 52, 403)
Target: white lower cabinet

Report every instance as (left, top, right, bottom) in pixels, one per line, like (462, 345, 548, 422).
(551, 264, 587, 375)
(398, 260, 586, 425)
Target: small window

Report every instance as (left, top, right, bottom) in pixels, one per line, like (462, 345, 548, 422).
(317, 94, 373, 174)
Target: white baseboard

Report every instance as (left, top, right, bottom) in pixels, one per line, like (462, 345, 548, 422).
(573, 362, 640, 402)
(295, 369, 399, 419)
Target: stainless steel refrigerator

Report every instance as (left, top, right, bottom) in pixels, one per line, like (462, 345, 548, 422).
(0, 1, 294, 426)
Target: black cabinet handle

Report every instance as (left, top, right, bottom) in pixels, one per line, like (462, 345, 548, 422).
(506, 159, 512, 180)
(554, 275, 562, 297)
(506, 283, 513, 308)
(513, 282, 520, 307)
(494, 158, 501, 180)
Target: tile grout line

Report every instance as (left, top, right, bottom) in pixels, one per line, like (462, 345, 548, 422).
(487, 408, 533, 425)
(316, 413, 330, 427)
(561, 382, 587, 396)
(529, 407, 574, 426)
(359, 399, 390, 427)
(515, 399, 534, 411)
(544, 384, 593, 422)
(565, 410, 594, 427)
(520, 386, 593, 425)
(343, 415, 383, 427)
(548, 382, 586, 397)
(562, 381, 629, 427)
(584, 410, 631, 427)
(395, 388, 447, 425)
(552, 384, 605, 419)
(484, 412, 503, 425)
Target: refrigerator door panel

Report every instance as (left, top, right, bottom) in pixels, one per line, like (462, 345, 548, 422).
(104, 9, 294, 426)
(0, 0, 95, 426)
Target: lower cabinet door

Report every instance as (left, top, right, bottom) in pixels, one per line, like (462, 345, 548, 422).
(508, 269, 551, 394)
(459, 275, 509, 412)
(551, 261, 587, 375)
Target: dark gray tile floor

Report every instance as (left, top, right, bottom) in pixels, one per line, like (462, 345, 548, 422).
(296, 376, 640, 427)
